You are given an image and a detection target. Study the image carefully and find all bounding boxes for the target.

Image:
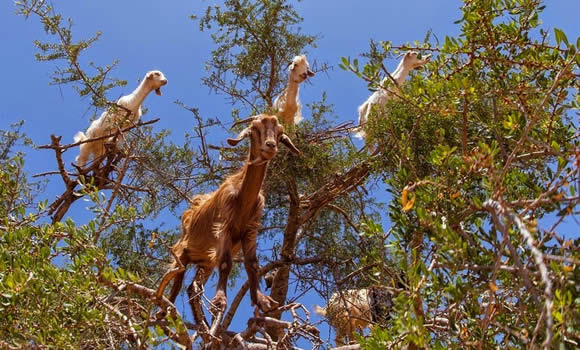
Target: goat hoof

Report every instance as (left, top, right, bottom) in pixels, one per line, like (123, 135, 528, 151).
(257, 292, 279, 312)
(211, 292, 227, 313)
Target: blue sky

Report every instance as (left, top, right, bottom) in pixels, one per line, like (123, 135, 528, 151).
(1, 0, 579, 346)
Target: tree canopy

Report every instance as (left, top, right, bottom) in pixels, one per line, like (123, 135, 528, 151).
(1, 0, 578, 349)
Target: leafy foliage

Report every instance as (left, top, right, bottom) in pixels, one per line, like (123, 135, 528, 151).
(346, 0, 580, 348)
(2, 0, 579, 349)
(198, 0, 317, 110)
(15, 0, 126, 109)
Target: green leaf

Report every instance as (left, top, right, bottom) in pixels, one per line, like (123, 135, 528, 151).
(554, 28, 568, 46)
(40, 246, 50, 259)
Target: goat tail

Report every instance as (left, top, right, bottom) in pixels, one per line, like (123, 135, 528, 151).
(73, 131, 88, 165)
(293, 113, 303, 124)
(74, 131, 87, 143)
(156, 259, 184, 299)
(314, 305, 327, 317)
(352, 127, 366, 139)
(353, 103, 369, 139)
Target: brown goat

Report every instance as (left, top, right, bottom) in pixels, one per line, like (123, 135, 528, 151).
(156, 114, 300, 317)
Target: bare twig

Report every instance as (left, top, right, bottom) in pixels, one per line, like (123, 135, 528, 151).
(223, 257, 323, 329)
(37, 118, 160, 151)
(484, 199, 554, 349)
(101, 277, 193, 350)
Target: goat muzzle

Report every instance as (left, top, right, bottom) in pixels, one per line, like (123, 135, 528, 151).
(155, 79, 168, 96)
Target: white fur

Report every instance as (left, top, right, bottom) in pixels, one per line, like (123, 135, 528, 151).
(355, 51, 431, 138)
(74, 70, 168, 167)
(273, 54, 315, 125)
(315, 286, 397, 346)
(315, 288, 374, 346)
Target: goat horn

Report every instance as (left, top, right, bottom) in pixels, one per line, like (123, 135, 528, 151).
(227, 126, 252, 146)
(280, 134, 301, 155)
(231, 116, 258, 128)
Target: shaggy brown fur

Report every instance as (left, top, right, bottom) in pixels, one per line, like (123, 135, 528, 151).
(157, 114, 300, 318)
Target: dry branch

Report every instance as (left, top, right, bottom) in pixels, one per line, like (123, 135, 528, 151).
(484, 199, 554, 349)
(299, 159, 371, 225)
(223, 257, 323, 329)
(267, 157, 373, 340)
(101, 277, 193, 350)
(37, 119, 160, 223)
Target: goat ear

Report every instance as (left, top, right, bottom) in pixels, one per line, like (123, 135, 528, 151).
(227, 127, 251, 146)
(280, 134, 301, 155)
(289, 62, 296, 71)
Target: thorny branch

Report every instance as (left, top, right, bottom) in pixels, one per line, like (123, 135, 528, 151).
(36, 119, 160, 223)
(100, 277, 194, 350)
(484, 199, 554, 349)
(223, 257, 324, 329)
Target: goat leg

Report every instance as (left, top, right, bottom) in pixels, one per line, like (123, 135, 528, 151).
(242, 231, 279, 313)
(187, 278, 210, 330)
(212, 236, 233, 313)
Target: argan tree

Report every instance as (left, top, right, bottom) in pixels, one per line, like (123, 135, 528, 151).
(1, 0, 578, 349)
(343, 0, 579, 348)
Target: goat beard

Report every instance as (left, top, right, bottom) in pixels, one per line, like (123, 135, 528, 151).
(155, 88, 162, 96)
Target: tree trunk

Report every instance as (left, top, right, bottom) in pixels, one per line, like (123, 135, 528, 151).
(266, 179, 300, 340)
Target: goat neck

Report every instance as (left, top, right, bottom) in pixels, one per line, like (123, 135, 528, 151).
(285, 75, 300, 102)
(120, 79, 154, 113)
(391, 58, 413, 87)
(235, 139, 269, 218)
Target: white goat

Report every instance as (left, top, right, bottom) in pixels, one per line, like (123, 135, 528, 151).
(355, 51, 431, 138)
(315, 286, 396, 346)
(74, 70, 168, 167)
(273, 54, 315, 125)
